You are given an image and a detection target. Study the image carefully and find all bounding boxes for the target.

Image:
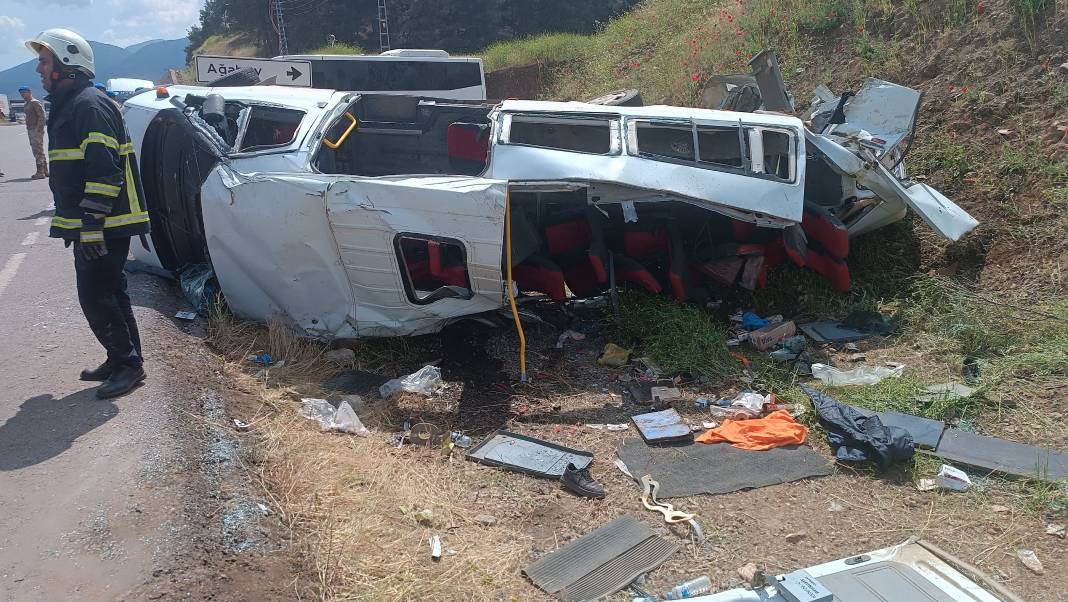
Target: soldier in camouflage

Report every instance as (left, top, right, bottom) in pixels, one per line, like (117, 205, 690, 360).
(19, 86, 49, 179)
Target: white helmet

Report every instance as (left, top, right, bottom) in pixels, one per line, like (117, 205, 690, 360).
(26, 28, 95, 78)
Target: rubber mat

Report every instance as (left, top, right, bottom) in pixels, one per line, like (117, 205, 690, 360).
(877, 411, 944, 450)
(616, 438, 832, 498)
(932, 429, 1068, 483)
(524, 515, 677, 602)
(466, 430, 593, 478)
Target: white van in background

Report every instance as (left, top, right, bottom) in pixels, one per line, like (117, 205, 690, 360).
(276, 49, 486, 101)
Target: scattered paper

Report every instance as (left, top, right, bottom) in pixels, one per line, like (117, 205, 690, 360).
(936, 464, 972, 491)
(1016, 549, 1043, 574)
(174, 310, 198, 321)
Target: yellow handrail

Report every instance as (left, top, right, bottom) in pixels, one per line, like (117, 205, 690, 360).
(504, 190, 528, 382)
(322, 112, 358, 149)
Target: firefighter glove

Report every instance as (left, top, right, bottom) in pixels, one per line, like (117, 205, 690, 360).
(80, 212, 108, 260)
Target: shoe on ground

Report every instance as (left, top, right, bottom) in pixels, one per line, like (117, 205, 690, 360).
(561, 462, 606, 499)
(80, 361, 113, 381)
(96, 365, 146, 399)
(31, 172, 46, 180)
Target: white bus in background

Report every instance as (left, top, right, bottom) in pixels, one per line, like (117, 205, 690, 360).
(107, 78, 156, 102)
(275, 49, 486, 101)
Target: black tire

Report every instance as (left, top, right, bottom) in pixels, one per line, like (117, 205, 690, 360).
(586, 89, 643, 107)
(207, 67, 261, 88)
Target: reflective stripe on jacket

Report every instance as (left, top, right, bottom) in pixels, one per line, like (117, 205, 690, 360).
(46, 81, 150, 241)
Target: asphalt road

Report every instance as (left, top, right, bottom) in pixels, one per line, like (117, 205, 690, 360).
(0, 122, 205, 601)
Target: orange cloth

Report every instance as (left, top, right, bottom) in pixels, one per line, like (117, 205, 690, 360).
(695, 410, 808, 450)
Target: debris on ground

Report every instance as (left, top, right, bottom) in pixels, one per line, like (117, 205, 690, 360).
(586, 423, 628, 431)
(561, 462, 607, 499)
(1016, 549, 1044, 574)
(664, 575, 711, 599)
(378, 365, 444, 398)
(632, 408, 693, 444)
(231, 418, 251, 432)
(811, 362, 904, 386)
(523, 515, 677, 602)
(737, 562, 765, 588)
(174, 310, 198, 321)
(827, 501, 844, 512)
(916, 382, 976, 403)
(749, 320, 797, 351)
(429, 534, 442, 561)
(784, 531, 807, 544)
(555, 329, 586, 348)
(323, 347, 356, 365)
(641, 475, 696, 523)
(466, 430, 593, 478)
(804, 386, 915, 469)
(597, 343, 633, 367)
(1046, 524, 1065, 539)
(916, 478, 938, 492)
(616, 438, 831, 498)
(298, 398, 370, 436)
(695, 410, 808, 450)
(936, 464, 973, 491)
(931, 428, 1068, 483)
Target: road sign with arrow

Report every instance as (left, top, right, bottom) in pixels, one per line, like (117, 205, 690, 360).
(195, 55, 313, 87)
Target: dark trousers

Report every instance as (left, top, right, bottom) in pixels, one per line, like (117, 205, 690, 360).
(74, 237, 142, 368)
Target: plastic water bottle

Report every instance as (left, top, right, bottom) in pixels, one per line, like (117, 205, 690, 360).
(665, 575, 712, 599)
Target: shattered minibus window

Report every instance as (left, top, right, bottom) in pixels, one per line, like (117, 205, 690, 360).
(394, 234, 474, 304)
(504, 114, 617, 154)
(238, 106, 305, 152)
(759, 129, 793, 180)
(634, 122, 695, 161)
(696, 125, 744, 170)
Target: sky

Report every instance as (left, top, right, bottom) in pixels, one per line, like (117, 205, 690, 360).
(0, 0, 205, 71)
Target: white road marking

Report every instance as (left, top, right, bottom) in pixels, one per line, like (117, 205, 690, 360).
(0, 253, 27, 298)
(34, 216, 49, 226)
(21, 232, 39, 246)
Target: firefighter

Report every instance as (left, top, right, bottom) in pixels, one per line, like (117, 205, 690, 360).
(19, 86, 49, 179)
(26, 27, 151, 399)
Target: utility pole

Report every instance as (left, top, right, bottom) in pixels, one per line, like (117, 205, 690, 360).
(377, 0, 391, 51)
(274, 0, 289, 56)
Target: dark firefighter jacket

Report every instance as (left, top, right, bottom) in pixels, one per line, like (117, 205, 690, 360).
(46, 80, 150, 241)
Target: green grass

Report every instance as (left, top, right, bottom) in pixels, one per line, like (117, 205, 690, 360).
(303, 43, 365, 55)
(479, 33, 590, 72)
(616, 291, 739, 381)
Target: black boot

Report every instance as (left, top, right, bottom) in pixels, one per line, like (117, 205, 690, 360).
(96, 364, 146, 399)
(80, 361, 113, 382)
(561, 463, 606, 499)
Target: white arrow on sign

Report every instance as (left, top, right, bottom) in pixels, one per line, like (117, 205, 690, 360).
(194, 55, 313, 87)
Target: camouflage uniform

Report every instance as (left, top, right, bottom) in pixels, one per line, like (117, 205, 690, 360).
(24, 97, 48, 176)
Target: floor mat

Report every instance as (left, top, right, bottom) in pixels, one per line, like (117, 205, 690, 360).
(877, 411, 944, 450)
(799, 320, 877, 343)
(932, 429, 1068, 482)
(616, 438, 832, 498)
(524, 515, 677, 602)
(466, 430, 593, 478)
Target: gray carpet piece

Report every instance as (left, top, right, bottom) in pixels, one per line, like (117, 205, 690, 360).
(524, 515, 677, 602)
(877, 411, 945, 450)
(933, 429, 1068, 483)
(616, 438, 833, 498)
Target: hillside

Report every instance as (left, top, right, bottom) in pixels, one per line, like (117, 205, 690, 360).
(0, 38, 188, 98)
(186, 0, 639, 60)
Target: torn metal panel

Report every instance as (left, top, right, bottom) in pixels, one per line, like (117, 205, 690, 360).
(748, 48, 793, 112)
(829, 78, 921, 156)
(807, 132, 978, 241)
(324, 175, 507, 337)
(201, 170, 359, 338)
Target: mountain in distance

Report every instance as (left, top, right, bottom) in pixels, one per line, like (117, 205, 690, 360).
(0, 38, 189, 99)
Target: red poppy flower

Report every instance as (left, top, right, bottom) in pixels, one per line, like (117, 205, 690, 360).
(961, 86, 969, 93)
(692, 72, 702, 82)
(857, 26, 865, 33)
